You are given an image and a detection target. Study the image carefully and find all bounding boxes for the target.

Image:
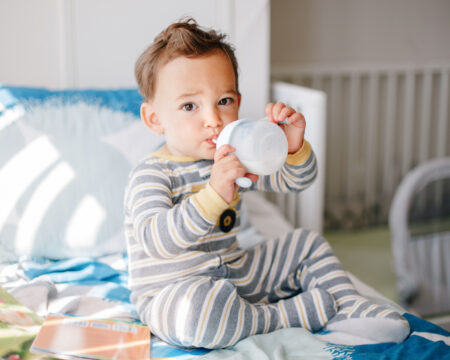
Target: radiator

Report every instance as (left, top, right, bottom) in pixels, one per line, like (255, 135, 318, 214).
(272, 63, 450, 229)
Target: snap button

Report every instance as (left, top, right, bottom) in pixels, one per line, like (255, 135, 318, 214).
(219, 209, 236, 233)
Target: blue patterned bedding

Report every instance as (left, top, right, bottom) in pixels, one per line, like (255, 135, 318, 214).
(1, 255, 448, 359)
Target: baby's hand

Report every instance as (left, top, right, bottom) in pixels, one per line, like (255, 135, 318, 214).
(210, 145, 258, 204)
(265, 102, 306, 154)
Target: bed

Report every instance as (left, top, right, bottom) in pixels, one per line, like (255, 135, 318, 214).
(1, 85, 449, 359)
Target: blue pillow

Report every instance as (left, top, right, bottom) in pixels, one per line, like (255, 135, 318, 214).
(0, 85, 163, 262)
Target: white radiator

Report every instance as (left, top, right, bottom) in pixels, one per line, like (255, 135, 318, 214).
(272, 64, 450, 229)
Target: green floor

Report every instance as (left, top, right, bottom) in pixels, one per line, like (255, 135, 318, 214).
(324, 226, 398, 302)
(325, 225, 450, 330)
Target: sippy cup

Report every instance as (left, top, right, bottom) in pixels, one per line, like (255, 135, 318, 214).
(215, 117, 288, 187)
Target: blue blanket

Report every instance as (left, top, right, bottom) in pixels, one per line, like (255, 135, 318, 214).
(22, 257, 450, 359)
(327, 314, 450, 360)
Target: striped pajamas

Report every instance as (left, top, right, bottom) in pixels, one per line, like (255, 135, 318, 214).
(138, 229, 340, 348)
(124, 140, 406, 349)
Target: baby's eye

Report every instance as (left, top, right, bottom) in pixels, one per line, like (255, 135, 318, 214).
(182, 103, 197, 111)
(218, 97, 234, 106)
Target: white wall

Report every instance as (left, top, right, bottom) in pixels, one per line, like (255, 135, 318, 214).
(0, 0, 270, 119)
(271, 0, 450, 67)
(0, 0, 63, 87)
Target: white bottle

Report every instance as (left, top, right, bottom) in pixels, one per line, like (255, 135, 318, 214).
(215, 118, 288, 187)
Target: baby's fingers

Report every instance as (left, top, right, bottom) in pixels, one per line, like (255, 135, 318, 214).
(278, 106, 296, 123)
(265, 102, 295, 123)
(287, 112, 306, 128)
(214, 144, 235, 162)
(245, 173, 259, 183)
(265, 103, 275, 122)
(266, 102, 286, 123)
(271, 102, 288, 122)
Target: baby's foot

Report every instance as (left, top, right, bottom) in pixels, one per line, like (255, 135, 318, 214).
(325, 295, 410, 343)
(278, 288, 337, 332)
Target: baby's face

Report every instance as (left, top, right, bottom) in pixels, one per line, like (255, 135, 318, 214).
(150, 51, 240, 159)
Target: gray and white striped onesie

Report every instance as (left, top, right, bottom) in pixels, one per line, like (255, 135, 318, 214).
(124, 140, 402, 349)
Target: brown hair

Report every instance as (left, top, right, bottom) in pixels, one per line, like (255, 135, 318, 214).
(135, 18, 239, 100)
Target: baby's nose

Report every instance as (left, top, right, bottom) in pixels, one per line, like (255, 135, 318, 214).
(204, 112, 222, 128)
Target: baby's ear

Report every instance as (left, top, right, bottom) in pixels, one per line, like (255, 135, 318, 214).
(141, 102, 164, 134)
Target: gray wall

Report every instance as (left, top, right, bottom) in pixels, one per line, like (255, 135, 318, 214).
(271, 0, 450, 229)
(271, 0, 450, 67)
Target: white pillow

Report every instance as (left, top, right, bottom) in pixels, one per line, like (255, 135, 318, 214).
(0, 86, 163, 262)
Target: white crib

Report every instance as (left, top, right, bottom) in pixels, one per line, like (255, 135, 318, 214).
(270, 82, 327, 234)
(272, 63, 450, 229)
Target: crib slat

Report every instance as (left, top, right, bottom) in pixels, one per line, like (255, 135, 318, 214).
(364, 74, 379, 216)
(401, 71, 415, 176)
(419, 70, 433, 163)
(382, 73, 397, 212)
(346, 75, 361, 205)
(327, 76, 343, 219)
(436, 69, 449, 158)
(433, 69, 449, 212)
(415, 71, 433, 214)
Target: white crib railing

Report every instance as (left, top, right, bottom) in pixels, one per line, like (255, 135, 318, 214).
(272, 63, 450, 229)
(270, 82, 327, 234)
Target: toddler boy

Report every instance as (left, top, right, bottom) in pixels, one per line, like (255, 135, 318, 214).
(124, 18, 409, 349)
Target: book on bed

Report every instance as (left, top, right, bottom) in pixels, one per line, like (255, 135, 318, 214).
(30, 314, 150, 360)
(0, 286, 43, 360)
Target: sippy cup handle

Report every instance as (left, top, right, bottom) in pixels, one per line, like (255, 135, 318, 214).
(235, 177, 253, 188)
(262, 116, 290, 125)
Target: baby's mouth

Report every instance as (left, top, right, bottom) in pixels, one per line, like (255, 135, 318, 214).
(207, 136, 218, 146)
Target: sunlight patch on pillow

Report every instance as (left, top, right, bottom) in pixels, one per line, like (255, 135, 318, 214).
(0, 89, 163, 262)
